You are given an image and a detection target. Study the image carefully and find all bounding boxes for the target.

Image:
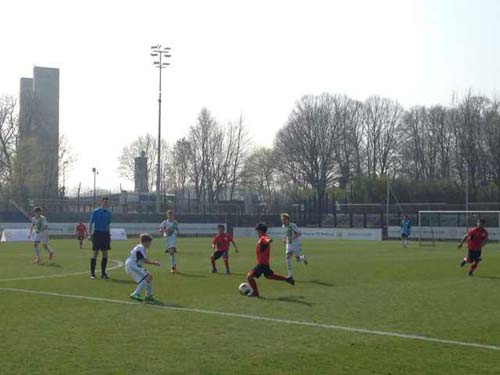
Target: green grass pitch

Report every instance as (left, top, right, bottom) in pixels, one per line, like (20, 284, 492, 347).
(1, 237, 499, 375)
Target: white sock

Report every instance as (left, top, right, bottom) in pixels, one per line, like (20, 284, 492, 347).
(170, 254, 176, 267)
(286, 258, 293, 276)
(299, 255, 306, 262)
(134, 280, 145, 295)
(34, 245, 40, 257)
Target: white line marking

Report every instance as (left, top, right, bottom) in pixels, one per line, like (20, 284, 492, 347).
(0, 260, 124, 282)
(1, 287, 499, 352)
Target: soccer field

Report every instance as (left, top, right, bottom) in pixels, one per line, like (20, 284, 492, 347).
(1, 238, 499, 375)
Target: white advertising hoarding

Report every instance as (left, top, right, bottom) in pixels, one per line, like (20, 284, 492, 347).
(0, 222, 224, 242)
(388, 226, 500, 241)
(233, 227, 382, 241)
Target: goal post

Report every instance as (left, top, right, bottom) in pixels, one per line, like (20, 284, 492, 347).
(417, 210, 500, 246)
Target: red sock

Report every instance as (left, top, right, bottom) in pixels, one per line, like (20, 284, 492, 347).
(268, 274, 288, 281)
(471, 262, 479, 272)
(210, 257, 216, 270)
(248, 278, 259, 294)
(224, 259, 229, 271)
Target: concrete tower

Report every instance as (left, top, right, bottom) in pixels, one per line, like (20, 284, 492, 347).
(17, 66, 60, 199)
(134, 151, 149, 193)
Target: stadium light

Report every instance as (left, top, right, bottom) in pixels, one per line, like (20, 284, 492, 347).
(150, 44, 172, 214)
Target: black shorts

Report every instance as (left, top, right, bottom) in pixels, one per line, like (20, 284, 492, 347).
(92, 231, 111, 251)
(468, 250, 482, 262)
(213, 250, 229, 260)
(250, 264, 274, 279)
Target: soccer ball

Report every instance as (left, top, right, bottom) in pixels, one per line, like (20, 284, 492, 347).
(238, 282, 252, 296)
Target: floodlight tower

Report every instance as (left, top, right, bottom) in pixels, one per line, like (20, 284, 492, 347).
(151, 44, 171, 214)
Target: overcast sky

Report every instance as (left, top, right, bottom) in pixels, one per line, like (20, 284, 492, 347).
(1, 0, 499, 192)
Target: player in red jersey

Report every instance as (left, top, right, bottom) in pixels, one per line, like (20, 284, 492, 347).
(246, 223, 295, 297)
(211, 224, 239, 274)
(458, 218, 488, 276)
(75, 220, 88, 249)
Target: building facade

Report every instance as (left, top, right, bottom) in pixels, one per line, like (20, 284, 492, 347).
(17, 66, 60, 200)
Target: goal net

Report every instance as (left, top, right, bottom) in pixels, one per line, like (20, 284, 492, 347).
(418, 211, 500, 246)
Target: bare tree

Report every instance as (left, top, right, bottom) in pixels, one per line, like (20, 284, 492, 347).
(363, 96, 404, 177)
(169, 137, 191, 193)
(484, 100, 500, 196)
(242, 147, 278, 210)
(275, 94, 338, 225)
(226, 115, 249, 200)
(331, 95, 364, 188)
(0, 95, 18, 191)
(118, 133, 169, 192)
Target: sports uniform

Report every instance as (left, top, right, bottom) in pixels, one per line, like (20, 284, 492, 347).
(465, 226, 488, 262)
(160, 219, 179, 250)
(212, 232, 233, 260)
(125, 244, 149, 284)
(76, 223, 87, 241)
(246, 231, 294, 297)
(32, 215, 49, 245)
(459, 224, 488, 276)
(283, 222, 302, 256)
(400, 218, 411, 239)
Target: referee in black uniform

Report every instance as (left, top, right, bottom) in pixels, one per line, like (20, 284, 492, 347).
(88, 197, 112, 279)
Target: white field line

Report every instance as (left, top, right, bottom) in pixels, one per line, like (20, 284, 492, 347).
(0, 260, 123, 282)
(0, 287, 499, 352)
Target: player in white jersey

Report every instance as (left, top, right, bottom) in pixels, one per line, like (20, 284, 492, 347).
(29, 207, 55, 264)
(281, 213, 308, 277)
(159, 210, 180, 273)
(125, 233, 161, 303)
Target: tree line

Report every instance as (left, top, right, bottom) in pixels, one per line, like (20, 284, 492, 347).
(118, 92, 500, 221)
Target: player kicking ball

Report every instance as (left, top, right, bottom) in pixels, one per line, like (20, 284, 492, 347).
(281, 213, 308, 277)
(160, 210, 180, 273)
(125, 233, 161, 303)
(458, 218, 488, 276)
(29, 207, 55, 264)
(246, 223, 295, 298)
(210, 224, 239, 274)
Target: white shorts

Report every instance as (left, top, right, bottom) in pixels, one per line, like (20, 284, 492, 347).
(166, 236, 177, 249)
(286, 243, 302, 257)
(125, 261, 148, 283)
(34, 231, 49, 245)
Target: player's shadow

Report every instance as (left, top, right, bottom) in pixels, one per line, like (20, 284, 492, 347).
(303, 279, 334, 287)
(476, 275, 500, 281)
(264, 295, 313, 307)
(41, 262, 62, 268)
(109, 278, 136, 285)
(176, 272, 207, 278)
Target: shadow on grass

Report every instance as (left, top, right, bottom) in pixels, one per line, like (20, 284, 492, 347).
(176, 272, 207, 278)
(40, 262, 63, 268)
(476, 275, 500, 281)
(263, 295, 313, 307)
(109, 278, 136, 285)
(302, 279, 334, 287)
(138, 300, 180, 308)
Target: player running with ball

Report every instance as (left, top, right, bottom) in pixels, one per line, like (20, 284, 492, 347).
(458, 218, 488, 276)
(246, 223, 295, 298)
(281, 213, 308, 277)
(160, 210, 180, 273)
(29, 207, 55, 264)
(125, 233, 161, 303)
